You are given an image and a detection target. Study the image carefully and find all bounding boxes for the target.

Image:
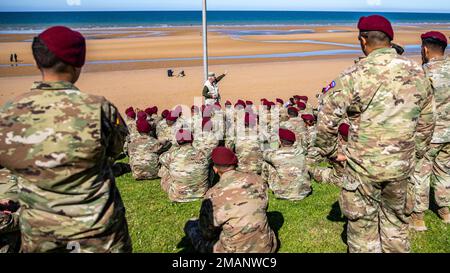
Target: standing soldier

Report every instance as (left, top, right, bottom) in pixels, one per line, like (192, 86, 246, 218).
(313, 15, 435, 253)
(0, 26, 132, 252)
(411, 31, 450, 230)
(159, 129, 210, 202)
(203, 71, 227, 105)
(184, 147, 277, 253)
(262, 129, 311, 201)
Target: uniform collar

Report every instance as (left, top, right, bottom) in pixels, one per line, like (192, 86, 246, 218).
(367, 47, 397, 59)
(428, 54, 448, 64)
(31, 81, 79, 91)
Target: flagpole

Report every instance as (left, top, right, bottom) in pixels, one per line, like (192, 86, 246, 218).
(202, 0, 208, 82)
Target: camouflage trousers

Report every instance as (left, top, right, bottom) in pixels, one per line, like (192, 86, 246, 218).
(158, 166, 170, 193)
(412, 143, 450, 213)
(261, 162, 311, 200)
(0, 212, 21, 253)
(339, 176, 414, 253)
(309, 161, 345, 188)
(20, 210, 132, 253)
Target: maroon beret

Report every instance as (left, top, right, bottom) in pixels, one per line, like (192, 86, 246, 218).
(211, 147, 238, 166)
(161, 109, 170, 119)
(176, 129, 193, 145)
(202, 117, 213, 131)
(214, 102, 222, 109)
(358, 15, 394, 40)
(166, 111, 178, 122)
(293, 95, 301, 100)
(38, 26, 86, 67)
(298, 96, 308, 102)
(137, 111, 147, 120)
(338, 123, 350, 138)
(246, 100, 254, 105)
(296, 101, 306, 110)
(301, 114, 315, 121)
(287, 106, 298, 115)
(421, 31, 448, 46)
(279, 128, 296, 143)
(144, 106, 157, 116)
(125, 107, 136, 119)
(276, 98, 284, 104)
(136, 119, 151, 134)
(225, 100, 232, 106)
(235, 100, 246, 109)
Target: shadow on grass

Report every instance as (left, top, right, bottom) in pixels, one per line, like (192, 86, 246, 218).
(327, 201, 348, 249)
(176, 211, 285, 253)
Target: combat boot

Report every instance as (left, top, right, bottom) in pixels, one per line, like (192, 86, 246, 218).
(409, 212, 427, 231)
(437, 207, 450, 224)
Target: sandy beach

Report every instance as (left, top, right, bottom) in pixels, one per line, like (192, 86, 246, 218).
(0, 24, 447, 112)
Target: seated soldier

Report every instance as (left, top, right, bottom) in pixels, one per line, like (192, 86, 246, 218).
(193, 117, 219, 158)
(123, 106, 137, 155)
(226, 113, 263, 175)
(301, 114, 317, 150)
(0, 167, 20, 253)
(262, 129, 311, 201)
(280, 106, 307, 149)
(128, 116, 171, 180)
(159, 129, 210, 202)
(156, 110, 180, 145)
(184, 147, 278, 253)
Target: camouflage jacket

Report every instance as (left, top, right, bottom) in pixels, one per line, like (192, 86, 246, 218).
(159, 144, 209, 202)
(262, 145, 311, 200)
(424, 55, 450, 143)
(193, 131, 219, 158)
(315, 48, 435, 183)
(0, 168, 18, 201)
(128, 133, 162, 180)
(198, 170, 277, 253)
(280, 117, 307, 148)
(226, 128, 263, 174)
(0, 81, 129, 242)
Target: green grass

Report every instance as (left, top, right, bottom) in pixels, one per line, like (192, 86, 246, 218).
(116, 170, 450, 253)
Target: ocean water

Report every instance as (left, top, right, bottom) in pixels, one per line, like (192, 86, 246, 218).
(0, 11, 450, 32)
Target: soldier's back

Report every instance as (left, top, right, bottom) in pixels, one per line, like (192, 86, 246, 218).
(235, 130, 263, 174)
(128, 133, 161, 180)
(325, 48, 433, 182)
(0, 81, 131, 252)
(206, 170, 277, 253)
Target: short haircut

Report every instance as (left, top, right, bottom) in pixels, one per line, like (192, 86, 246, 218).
(281, 139, 294, 146)
(422, 37, 447, 53)
(32, 37, 71, 73)
(214, 164, 236, 171)
(359, 31, 391, 46)
(288, 108, 298, 117)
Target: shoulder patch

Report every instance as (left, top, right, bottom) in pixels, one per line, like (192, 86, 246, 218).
(323, 80, 336, 94)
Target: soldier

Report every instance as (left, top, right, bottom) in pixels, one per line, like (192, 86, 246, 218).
(227, 113, 263, 175)
(301, 114, 316, 150)
(411, 31, 450, 230)
(313, 15, 434, 253)
(0, 26, 132, 252)
(0, 167, 21, 253)
(159, 129, 210, 202)
(156, 111, 179, 145)
(123, 106, 137, 155)
(128, 117, 171, 180)
(184, 147, 278, 253)
(193, 117, 220, 157)
(276, 98, 289, 122)
(262, 129, 311, 201)
(203, 71, 227, 105)
(280, 107, 307, 148)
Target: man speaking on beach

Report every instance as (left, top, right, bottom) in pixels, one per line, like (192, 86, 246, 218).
(203, 71, 227, 105)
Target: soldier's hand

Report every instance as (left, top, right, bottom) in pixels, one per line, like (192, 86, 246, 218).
(335, 154, 347, 162)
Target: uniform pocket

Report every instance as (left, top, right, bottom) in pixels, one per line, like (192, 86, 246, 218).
(339, 172, 366, 221)
(404, 178, 415, 216)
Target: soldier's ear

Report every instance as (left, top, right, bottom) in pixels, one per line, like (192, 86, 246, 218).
(213, 166, 219, 174)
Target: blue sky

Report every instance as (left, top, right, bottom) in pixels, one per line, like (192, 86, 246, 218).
(1, 0, 450, 13)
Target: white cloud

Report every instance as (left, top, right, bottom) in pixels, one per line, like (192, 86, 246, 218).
(67, 0, 81, 6)
(367, 0, 382, 6)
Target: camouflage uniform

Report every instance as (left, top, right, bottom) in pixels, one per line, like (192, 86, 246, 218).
(128, 133, 164, 180)
(262, 145, 311, 200)
(185, 170, 277, 253)
(0, 168, 20, 253)
(226, 128, 263, 175)
(0, 81, 132, 253)
(159, 144, 210, 202)
(123, 117, 137, 155)
(280, 117, 307, 149)
(315, 48, 435, 253)
(413, 55, 450, 213)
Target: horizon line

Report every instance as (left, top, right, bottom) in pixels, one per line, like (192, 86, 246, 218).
(1, 9, 450, 14)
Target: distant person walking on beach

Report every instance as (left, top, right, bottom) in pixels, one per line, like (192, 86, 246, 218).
(203, 71, 227, 105)
(13, 53, 18, 63)
(9, 53, 14, 66)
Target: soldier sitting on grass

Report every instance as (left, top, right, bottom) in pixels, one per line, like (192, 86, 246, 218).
(262, 128, 311, 201)
(184, 147, 278, 253)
